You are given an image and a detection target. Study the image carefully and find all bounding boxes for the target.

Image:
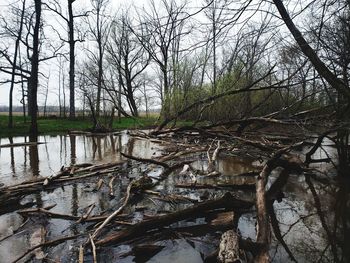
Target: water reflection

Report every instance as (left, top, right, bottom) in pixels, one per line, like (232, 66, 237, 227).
(70, 135, 76, 165)
(0, 132, 163, 186)
(29, 136, 39, 177)
(0, 132, 349, 262)
(9, 137, 15, 176)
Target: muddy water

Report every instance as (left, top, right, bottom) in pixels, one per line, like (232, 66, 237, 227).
(0, 133, 349, 262)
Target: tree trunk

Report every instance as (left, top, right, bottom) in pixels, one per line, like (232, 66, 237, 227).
(8, 0, 26, 128)
(68, 0, 76, 119)
(29, 0, 42, 136)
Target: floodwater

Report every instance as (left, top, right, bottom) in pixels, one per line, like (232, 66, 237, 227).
(0, 132, 349, 262)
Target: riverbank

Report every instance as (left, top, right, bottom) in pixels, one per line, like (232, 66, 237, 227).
(0, 115, 163, 138)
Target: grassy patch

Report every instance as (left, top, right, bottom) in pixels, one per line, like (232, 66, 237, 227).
(0, 115, 161, 138)
(0, 115, 192, 138)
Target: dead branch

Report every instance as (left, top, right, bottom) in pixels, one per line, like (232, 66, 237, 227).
(0, 162, 124, 204)
(143, 190, 198, 203)
(255, 144, 303, 262)
(18, 207, 111, 222)
(108, 177, 116, 197)
(153, 67, 275, 132)
(91, 180, 134, 240)
(207, 140, 221, 173)
(12, 234, 82, 263)
(96, 193, 253, 246)
(77, 204, 96, 224)
(218, 230, 242, 263)
(89, 234, 97, 263)
(121, 152, 170, 168)
(79, 245, 84, 263)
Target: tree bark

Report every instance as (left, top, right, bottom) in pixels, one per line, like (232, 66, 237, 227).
(68, 0, 76, 119)
(29, 0, 42, 136)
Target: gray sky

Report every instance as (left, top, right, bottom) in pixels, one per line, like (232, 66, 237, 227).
(0, 0, 204, 108)
(0, 0, 313, 108)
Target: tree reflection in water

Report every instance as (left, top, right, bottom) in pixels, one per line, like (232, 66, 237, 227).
(266, 131, 350, 262)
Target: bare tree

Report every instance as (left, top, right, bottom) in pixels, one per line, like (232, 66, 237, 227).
(204, 0, 234, 94)
(28, 0, 42, 136)
(106, 13, 149, 117)
(132, 0, 190, 118)
(5, 0, 26, 128)
(86, 0, 111, 117)
(44, 0, 88, 119)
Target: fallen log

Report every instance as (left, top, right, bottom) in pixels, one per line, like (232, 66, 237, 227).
(91, 179, 134, 240)
(0, 164, 123, 204)
(18, 207, 111, 222)
(144, 190, 198, 203)
(121, 152, 170, 169)
(218, 230, 242, 263)
(96, 193, 253, 246)
(175, 183, 221, 190)
(255, 144, 303, 262)
(175, 182, 255, 190)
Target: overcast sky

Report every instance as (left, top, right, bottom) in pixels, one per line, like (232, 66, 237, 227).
(0, 0, 206, 108)
(0, 0, 311, 109)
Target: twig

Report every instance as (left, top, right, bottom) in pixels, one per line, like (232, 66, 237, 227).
(79, 245, 84, 263)
(12, 234, 82, 263)
(89, 234, 97, 263)
(121, 152, 170, 169)
(108, 177, 116, 197)
(91, 180, 133, 240)
(77, 204, 96, 224)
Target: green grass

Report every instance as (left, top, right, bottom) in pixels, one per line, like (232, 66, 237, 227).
(0, 115, 160, 138)
(0, 115, 193, 138)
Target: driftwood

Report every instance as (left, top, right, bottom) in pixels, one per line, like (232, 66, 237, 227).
(305, 128, 337, 165)
(158, 147, 207, 162)
(175, 182, 255, 190)
(18, 207, 111, 222)
(79, 245, 84, 263)
(0, 218, 29, 243)
(89, 234, 97, 263)
(121, 152, 170, 168)
(255, 144, 303, 262)
(207, 140, 221, 173)
(94, 178, 104, 191)
(12, 234, 82, 263)
(96, 193, 253, 246)
(144, 189, 198, 203)
(91, 180, 134, 240)
(91, 174, 155, 241)
(77, 204, 96, 224)
(108, 177, 116, 197)
(218, 230, 242, 263)
(0, 161, 124, 205)
(175, 183, 221, 190)
(43, 166, 70, 186)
